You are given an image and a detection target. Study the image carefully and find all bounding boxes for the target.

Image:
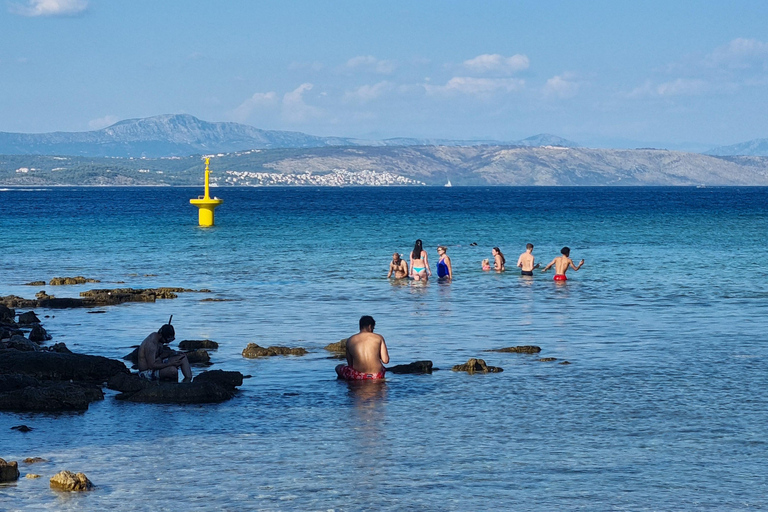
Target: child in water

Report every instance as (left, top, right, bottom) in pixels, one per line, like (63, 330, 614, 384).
(482, 259, 491, 271)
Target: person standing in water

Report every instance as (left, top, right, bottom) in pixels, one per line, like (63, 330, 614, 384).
(516, 243, 541, 276)
(436, 246, 453, 279)
(410, 239, 431, 281)
(335, 316, 389, 381)
(542, 246, 584, 281)
(492, 247, 506, 272)
(387, 253, 408, 279)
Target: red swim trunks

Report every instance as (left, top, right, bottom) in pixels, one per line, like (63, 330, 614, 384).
(554, 274, 567, 281)
(335, 365, 385, 380)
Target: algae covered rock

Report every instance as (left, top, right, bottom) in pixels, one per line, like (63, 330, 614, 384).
(242, 343, 307, 358)
(184, 349, 211, 365)
(452, 358, 503, 374)
(49, 276, 100, 285)
(0, 458, 20, 482)
(489, 345, 541, 354)
(50, 470, 93, 491)
(324, 339, 347, 353)
(179, 339, 219, 350)
(23, 457, 47, 464)
(537, 357, 557, 362)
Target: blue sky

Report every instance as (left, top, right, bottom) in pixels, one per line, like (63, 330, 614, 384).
(2, 0, 768, 149)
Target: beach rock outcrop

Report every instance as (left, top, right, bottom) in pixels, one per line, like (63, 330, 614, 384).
(0, 378, 104, 411)
(242, 343, 307, 358)
(387, 360, 435, 374)
(23, 457, 47, 464)
(48, 342, 72, 353)
(0, 459, 20, 483)
(0, 349, 128, 382)
(26, 474, 41, 479)
(193, 370, 244, 390)
(324, 339, 347, 358)
(178, 339, 219, 350)
(2, 287, 207, 310)
(537, 357, 557, 362)
(50, 470, 93, 491)
(489, 345, 541, 354)
(5, 335, 40, 352)
(0, 305, 15, 323)
(18, 311, 40, 325)
(184, 349, 211, 365)
(452, 358, 503, 374)
(35, 291, 54, 301)
(109, 370, 244, 403)
(23, 281, 46, 286)
(29, 324, 51, 342)
(49, 276, 100, 285)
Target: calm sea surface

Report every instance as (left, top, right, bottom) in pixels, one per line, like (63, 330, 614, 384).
(1, 186, 767, 511)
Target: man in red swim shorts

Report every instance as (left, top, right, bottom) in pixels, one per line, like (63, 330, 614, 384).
(542, 246, 584, 282)
(335, 315, 389, 380)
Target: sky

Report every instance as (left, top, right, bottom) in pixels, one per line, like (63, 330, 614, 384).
(2, 0, 768, 150)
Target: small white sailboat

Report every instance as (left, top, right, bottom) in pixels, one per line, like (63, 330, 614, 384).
(445, 179, 452, 187)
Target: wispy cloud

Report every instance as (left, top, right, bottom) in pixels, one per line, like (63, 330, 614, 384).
(9, 0, 87, 17)
(282, 83, 322, 122)
(627, 78, 713, 98)
(706, 38, 768, 69)
(424, 77, 524, 97)
(343, 81, 394, 103)
(462, 54, 529, 74)
(346, 55, 396, 74)
(544, 73, 580, 99)
(88, 115, 118, 130)
(230, 91, 279, 122)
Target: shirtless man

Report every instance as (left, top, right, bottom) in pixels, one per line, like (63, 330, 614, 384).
(137, 323, 193, 382)
(335, 315, 389, 380)
(541, 246, 584, 281)
(516, 243, 541, 276)
(387, 253, 408, 279)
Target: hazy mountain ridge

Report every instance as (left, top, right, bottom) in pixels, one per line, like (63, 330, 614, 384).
(2, 145, 767, 187)
(706, 138, 768, 157)
(0, 114, 579, 158)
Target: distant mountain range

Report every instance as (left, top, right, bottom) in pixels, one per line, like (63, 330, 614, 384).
(0, 114, 579, 158)
(705, 138, 768, 157)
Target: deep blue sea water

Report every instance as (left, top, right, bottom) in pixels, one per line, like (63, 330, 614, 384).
(1, 186, 767, 511)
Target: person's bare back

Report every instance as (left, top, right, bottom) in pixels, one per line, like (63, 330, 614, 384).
(336, 316, 389, 380)
(542, 246, 584, 280)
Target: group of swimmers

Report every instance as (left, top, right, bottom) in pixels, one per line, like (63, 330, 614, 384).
(388, 239, 585, 282)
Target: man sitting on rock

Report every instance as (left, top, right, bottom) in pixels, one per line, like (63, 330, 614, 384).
(335, 316, 389, 380)
(138, 323, 192, 382)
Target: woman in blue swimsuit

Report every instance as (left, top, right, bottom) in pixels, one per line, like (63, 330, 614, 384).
(436, 246, 452, 279)
(410, 239, 431, 281)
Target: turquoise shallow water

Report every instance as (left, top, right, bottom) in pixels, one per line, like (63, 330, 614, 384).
(1, 186, 767, 511)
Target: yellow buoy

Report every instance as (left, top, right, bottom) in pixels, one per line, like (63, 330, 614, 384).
(189, 157, 223, 226)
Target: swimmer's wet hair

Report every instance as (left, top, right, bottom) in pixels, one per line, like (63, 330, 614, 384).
(359, 315, 375, 330)
(526, 243, 534, 249)
(561, 246, 571, 256)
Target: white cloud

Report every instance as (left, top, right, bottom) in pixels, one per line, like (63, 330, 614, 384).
(9, 0, 87, 16)
(88, 115, 118, 130)
(462, 54, 529, 74)
(231, 92, 278, 122)
(706, 38, 768, 69)
(282, 83, 321, 122)
(346, 55, 397, 74)
(343, 81, 394, 103)
(627, 78, 714, 98)
(424, 77, 524, 97)
(544, 74, 579, 99)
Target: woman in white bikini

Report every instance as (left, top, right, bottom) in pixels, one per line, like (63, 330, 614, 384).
(410, 239, 431, 281)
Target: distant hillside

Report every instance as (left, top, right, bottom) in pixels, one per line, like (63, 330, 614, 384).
(706, 138, 768, 156)
(1, 146, 766, 186)
(0, 114, 578, 158)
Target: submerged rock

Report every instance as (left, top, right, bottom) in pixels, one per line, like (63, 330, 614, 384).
(26, 474, 41, 479)
(537, 358, 557, 362)
(3, 287, 207, 310)
(178, 339, 219, 350)
(35, 291, 54, 301)
(23, 281, 46, 286)
(489, 345, 541, 354)
(50, 470, 93, 491)
(0, 458, 20, 483)
(49, 276, 100, 285)
(242, 343, 307, 358)
(387, 361, 434, 374)
(452, 358, 503, 374)
(559, 361, 571, 365)
(23, 457, 47, 464)
(11, 425, 33, 432)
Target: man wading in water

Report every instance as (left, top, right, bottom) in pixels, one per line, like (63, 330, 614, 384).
(542, 246, 584, 281)
(335, 316, 389, 380)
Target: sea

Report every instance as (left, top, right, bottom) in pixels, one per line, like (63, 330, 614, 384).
(0, 186, 767, 511)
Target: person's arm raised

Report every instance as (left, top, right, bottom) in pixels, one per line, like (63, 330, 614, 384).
(570, 259, 585, 271)
(542, 258, 556, 272)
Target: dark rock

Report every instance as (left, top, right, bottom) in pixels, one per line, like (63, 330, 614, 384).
(107, 372, 148, 393)
(0, 380, 103, 411)
(559, 361, 571, 365)
(387, 360, 434, 374)
(0, 458, 20, 483)
(35, 291, 54, 300)
(184, 349, 211, 365)
(0, 295, 37, 309)
(49, 276, 100, 285)
(537, 358, 557, 362)
(489, 345, 542, 353)
(38, 298, 89, 308)
(86, 310, 107, 314)
(0, 349, 128, 383)
(50, 470, 93, 491)
(4, 288, 205, 310)
(193, 370, 244, 390)
(29, 324, 52, 342)
(123, 347, 139, 364)
(115, 380, 236, 404)
(242, 343, 307, 358)
(452, 358, 503, 374)
(0, 305, 15, 323)
(23, 281, 46, 286)
(23, 457, 47, 464)
(17, 311, 40, 325)
(48, 342, 72, 353)
(178, 339, 219, 350)
(7, 335, 41, 352)
(11, 425, 33, 432)
(0, 374, 39, 392)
